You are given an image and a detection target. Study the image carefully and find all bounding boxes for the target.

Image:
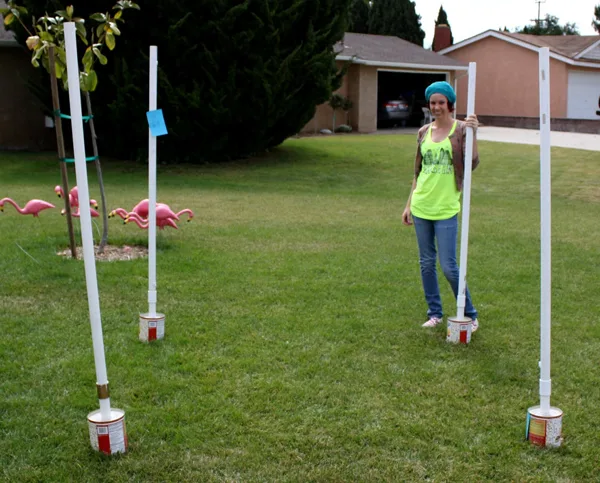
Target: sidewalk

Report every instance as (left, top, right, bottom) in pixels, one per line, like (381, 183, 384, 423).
(374, 125, 600, 151)
(477, 126, 600, 152)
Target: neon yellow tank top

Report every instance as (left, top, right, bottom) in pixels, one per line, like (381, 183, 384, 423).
(410, 122, 460, 220)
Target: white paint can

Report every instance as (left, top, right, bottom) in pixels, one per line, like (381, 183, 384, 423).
(526, 406, 563, 447)
(446, 317, 472, 344)
(139, 313, 165, 342)
(87, 408, 127, 455)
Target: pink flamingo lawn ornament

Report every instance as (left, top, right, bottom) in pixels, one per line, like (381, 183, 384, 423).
(128, 199, 180, 219)
(175, 209, 194, 222)
(109, 204, 193, 222)
(108, 208, 130, 220)
(124, 205, 180, 225)
(0, 198, 55, 217)
(54, 185, 98, 209)
(125, 215, 178, 230)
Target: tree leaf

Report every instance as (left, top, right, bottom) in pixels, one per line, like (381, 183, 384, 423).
(87, 70, 98, 91)
(109, 22, 121, 35)
(39, 31, 53, 42)
(3, 12, 14, 25)
(54, 60, 63, 79)
(105, 32, 115, 50)
(75, 22, 87, 44)
(55, 10, 68, 19)
(92, 47, 108, 65)
(96, 23, 104, 38)
(89, 13, 106, 22)
(25, 35, 40, 50)
(82, 46, 94, 73)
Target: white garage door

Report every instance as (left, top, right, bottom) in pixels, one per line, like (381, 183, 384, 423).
(567, 70, 600, 120)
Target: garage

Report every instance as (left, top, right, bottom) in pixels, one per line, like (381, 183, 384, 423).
(567, 70, 600, 120)
(377, 71, 447, 128)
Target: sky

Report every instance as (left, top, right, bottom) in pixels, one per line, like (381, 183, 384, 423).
(415, 0, 599, 47)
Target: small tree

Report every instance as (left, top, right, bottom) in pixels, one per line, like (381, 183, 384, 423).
(329, 93, 346, 133)
(593, 4, 600, 33)
(341, 96, 353, 125)
(435, 5, 454, 45)
(1, 1, 139, 255)
(368, 0, 425, 46)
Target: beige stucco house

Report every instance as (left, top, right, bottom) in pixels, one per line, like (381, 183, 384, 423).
(303, 32, 469, 134)
(0, 0, 51, 150)
(439, 30, 600, 133)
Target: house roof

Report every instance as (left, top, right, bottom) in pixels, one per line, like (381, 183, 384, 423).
(0, 0, 18, 45)
(502, 32, 600, 60)
(336, 32, 468, 71)
(439, 29, 600, 68)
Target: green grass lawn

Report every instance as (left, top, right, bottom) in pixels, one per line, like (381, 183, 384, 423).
(1, 134, 599, 482)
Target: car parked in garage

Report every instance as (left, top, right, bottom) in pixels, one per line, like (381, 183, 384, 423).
(377, 95, 413, 127)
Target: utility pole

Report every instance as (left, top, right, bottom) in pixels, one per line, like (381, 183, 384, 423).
(533, 0, 546, 28)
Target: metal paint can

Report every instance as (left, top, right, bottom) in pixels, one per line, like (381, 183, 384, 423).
(446, 317, 472, 344)
(87, 408, 127, 455)
(139, 313, 165, 342)
(526, 406, 563, 447)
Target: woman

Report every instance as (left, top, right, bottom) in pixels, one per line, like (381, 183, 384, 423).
(401, 81, 480, 330)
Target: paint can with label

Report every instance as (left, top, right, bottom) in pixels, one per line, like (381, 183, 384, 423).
(139, 312, 165, 342)
(526, 406, 563, 447)
(446, 317, 472, 344)
(87, 408, 127, 455)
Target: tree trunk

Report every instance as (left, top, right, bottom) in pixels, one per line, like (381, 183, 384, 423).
(85, 92, 109, 253)
(49, 47, 77, 259)
(332, 110, 336, 134)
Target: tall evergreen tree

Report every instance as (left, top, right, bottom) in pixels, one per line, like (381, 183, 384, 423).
(593, 4, 600, 33)
(13, 0, 352, 163)
(434, 5, 453, 45)
(348, 0, 369, 33)
(517, 14, 580, 35)
(368, 0, 425, 46)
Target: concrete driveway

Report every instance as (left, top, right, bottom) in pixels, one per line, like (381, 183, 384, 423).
(375, 125, 600, 151)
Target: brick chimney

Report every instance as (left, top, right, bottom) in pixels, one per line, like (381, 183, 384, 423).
(433, 24, 452, 52)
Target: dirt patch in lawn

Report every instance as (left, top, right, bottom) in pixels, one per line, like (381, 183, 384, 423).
(57, 245, 148, 262)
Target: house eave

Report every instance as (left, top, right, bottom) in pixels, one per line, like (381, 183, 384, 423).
(574, 39, 600, 59)
(336, 55, 468, 71)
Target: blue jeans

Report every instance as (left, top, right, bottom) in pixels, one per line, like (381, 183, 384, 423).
(412, 214, 478, 320)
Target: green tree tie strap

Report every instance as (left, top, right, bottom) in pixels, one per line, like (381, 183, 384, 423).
(53, 109, 93, 122)
(61, 156, 99, 163)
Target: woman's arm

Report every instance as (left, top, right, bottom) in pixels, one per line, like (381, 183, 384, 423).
(402, 177, 417, 226)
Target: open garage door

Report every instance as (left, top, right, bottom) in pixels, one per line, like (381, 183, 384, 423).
(377, 71, 447, 128)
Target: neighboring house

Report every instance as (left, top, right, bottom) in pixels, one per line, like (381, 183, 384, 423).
(302, 32, 468, 134)
(439, 30, 600, 133)
(0, 1, 51, 150)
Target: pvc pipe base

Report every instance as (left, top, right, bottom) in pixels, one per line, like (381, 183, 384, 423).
(446, 316, 472, 344)
(526, 406, 563, 447)
(139, 313, 165, 342)
(87, 408, 127, 455)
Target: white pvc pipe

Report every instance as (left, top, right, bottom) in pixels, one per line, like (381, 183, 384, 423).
(539, 47, 552, 415)
(456, 62, 477, 320)
(148, 46, 158, 316)
(64, 23, 111, 420)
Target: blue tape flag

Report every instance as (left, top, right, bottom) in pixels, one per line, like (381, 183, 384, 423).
(146, 109, 168, 137)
